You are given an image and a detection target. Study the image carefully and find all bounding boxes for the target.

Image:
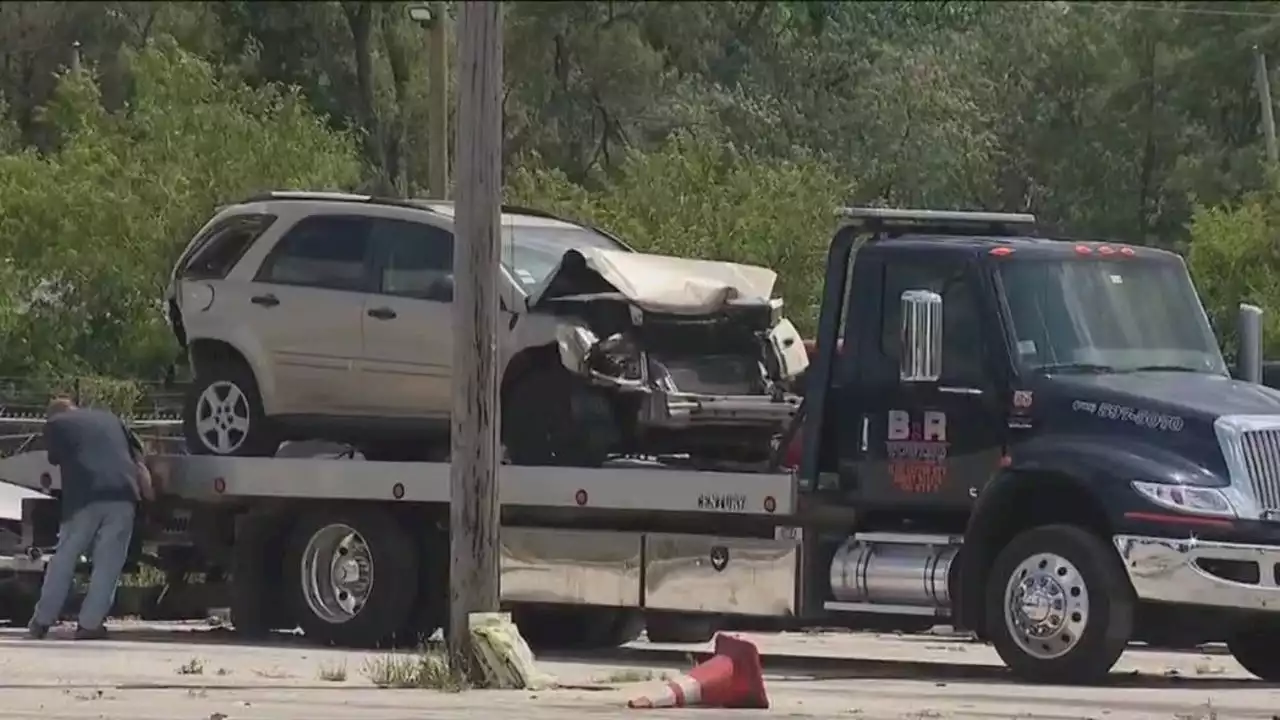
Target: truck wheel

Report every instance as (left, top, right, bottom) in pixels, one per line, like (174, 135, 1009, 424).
(503, 364, 616, 467)
(185, 362, 277, 456)
(284, 508, 419, 648)
(513, 605, 643, 650)
(645, 612, 719, 644)
(1227, 626, 1280, 680)
(986, 524, 1133, 684)
(229, 513, 288, 638)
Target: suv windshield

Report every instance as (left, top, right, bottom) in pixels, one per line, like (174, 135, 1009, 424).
(502, 223, 626, 291)
(998, 257, 1228, 376)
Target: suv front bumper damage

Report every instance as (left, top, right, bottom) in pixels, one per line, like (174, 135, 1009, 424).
(1114, 534, 1280, 611)
(554, 321, 803, 431)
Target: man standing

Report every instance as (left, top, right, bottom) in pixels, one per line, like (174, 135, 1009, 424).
(27, 397, 154, 640)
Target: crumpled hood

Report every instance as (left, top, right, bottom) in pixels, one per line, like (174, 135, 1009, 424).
(1042, 371, 1280, 420)
(527, 247, 778, 316)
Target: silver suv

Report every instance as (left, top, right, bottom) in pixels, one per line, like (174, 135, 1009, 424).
(167, 192, 808, 465)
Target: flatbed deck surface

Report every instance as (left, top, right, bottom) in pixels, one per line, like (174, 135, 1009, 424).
(111, 455, 801, 516)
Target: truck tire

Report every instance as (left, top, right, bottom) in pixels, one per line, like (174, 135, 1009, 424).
(1227, 627, 1280, 680)
(185, 362, 277, 457)
(986, 524, 1133, 684)
(229, 513, 286, 638)
(503, 364, 616, 467)
(284, 507, 419, 648)
(513, 605, 643, 650)
(645, 612, 719, 644)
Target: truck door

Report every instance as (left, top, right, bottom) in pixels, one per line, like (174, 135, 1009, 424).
(845, 253, 1008, 508)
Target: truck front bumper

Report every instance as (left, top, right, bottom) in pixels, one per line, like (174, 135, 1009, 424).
(1114, 534, 1280, 611)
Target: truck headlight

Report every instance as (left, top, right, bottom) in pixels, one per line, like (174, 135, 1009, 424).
(1131, 481, 1236, 518)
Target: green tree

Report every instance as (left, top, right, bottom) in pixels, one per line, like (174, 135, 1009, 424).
(1186, 180, 1280, 359)
(0, 37, 361, 380)
(508, 131, 850, 330)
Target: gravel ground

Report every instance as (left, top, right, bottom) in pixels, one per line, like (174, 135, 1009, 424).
(0, 622, 1274, 719)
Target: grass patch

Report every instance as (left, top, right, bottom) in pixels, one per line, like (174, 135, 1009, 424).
(362, 644, 468, 691)
(318, 659, 349, 682)
(176, 657, 205, 675)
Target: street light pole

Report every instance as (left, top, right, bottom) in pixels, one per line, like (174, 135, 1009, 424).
(407, 2, 451, 199)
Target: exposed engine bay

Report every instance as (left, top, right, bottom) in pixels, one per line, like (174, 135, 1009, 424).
(526, 247, 809, 461)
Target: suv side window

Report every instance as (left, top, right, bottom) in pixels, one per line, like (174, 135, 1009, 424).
(880, 260, 985, 385)
(255, 215, 372, 292)
(371, 218, 455, 302)
(181, 214, 276, 280)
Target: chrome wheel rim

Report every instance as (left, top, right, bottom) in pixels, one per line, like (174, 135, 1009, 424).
(300, 523, 374, 624)
(195, 381, 251, 454)
(1003, 551, 1089, 660)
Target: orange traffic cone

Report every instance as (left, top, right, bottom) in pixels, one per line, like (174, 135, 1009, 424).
(627, 633, 768, 709)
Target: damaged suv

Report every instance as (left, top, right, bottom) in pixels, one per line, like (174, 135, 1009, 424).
(167, 191, 808, 466)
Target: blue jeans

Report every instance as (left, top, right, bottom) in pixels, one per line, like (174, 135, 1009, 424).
(33, 501, 136, 629)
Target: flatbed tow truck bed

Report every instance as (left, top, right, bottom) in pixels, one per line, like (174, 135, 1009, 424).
(2, 450, 810, 646)
(145, 455, 798, 514)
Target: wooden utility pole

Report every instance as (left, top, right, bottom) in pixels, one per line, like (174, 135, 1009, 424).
(448, 0, 502, 676)
(1254, 46, 1278, 167)
(428, 1, 450, 198)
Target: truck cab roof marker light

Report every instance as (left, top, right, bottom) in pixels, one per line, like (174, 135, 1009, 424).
(1074, 245, 1092, 255)
(213, 477, 226, 494)
(988, 247, 1014, 257)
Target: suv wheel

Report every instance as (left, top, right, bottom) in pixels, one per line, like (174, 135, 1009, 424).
(184, 362, 277, 456)
(503, 364, 616, 467)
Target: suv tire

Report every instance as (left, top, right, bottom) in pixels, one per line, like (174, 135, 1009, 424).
(184, 362, 277, 456)
(503, 363, 616, 467)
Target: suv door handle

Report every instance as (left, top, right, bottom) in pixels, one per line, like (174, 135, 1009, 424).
(367, 307, 397, 320)
(250, 294, 280, 307)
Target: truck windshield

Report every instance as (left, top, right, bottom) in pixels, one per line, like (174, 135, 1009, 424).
(502, 224, 627, 291)
(998, 258, 1228, 376)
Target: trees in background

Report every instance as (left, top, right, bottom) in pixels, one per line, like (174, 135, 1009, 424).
(1, 1, 1279, 378)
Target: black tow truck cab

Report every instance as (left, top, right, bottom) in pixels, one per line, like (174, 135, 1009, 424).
(797, 207, 1280, 683)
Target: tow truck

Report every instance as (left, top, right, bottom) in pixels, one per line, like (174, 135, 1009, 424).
(5, 207, 1280, 685)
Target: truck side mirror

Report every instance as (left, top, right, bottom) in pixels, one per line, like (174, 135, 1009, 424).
(899, 289, 943, 382)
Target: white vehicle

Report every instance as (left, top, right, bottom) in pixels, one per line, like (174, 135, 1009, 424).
(166, 192, 807, 465)
(8, 207, 1280, 685)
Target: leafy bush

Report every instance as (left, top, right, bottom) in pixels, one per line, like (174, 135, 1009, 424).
(1186, 181, 1280, 359)
(507, 131, 851, 333)
(0, 36, 361, 380)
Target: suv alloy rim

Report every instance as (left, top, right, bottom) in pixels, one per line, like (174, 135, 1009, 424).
(195, 381, 252, 454)
(1003, 551, 1090, 660)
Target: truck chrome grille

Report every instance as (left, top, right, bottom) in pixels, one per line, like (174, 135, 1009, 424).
(1240, 429, 1280, 512)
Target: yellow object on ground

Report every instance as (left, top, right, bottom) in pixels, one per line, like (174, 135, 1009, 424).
(469, 611, 554, 690)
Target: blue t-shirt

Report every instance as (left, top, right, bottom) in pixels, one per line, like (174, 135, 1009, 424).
(44, 408, 141, 517)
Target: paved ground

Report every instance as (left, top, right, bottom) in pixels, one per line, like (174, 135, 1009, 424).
(0, 623, 1275, 719)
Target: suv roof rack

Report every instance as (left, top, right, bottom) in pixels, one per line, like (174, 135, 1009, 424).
(838, 206, 1038, 238)
(236, 192, 576, 223)
(237, 190, 425, 211)
(231, 191, 637, 251)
